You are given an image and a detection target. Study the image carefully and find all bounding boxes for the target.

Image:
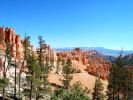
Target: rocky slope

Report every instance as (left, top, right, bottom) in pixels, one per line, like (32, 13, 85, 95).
(57, 48, 111, 80)
(0, 27, 111, 81)
(0, 27, 111, 98)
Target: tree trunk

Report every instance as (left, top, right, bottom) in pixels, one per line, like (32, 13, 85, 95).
(3, 56, 6, 100)
(113, 88, 115, 100)
(14, 60, 17, 99)
(30, 80, 33, 100)
(36, 95, 39, 100)
(18, 60, 25, 98)
(2, 88, 5, 100)
(18, 73, 21, 97)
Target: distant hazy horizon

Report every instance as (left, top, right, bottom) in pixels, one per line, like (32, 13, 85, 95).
(54, 46, 133, 51)
(1, 0, 133, 50)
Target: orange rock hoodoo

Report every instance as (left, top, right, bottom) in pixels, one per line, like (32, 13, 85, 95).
(57, 48, 111, 80)
(0, 27, 23, 59)
(0, 27, 111, 80)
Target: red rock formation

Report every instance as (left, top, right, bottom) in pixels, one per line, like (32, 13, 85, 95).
(86, 57, 111, 80)
(0, 27, 23, 59)
(0, 27, 6, 44)
(57, 49, 111, 80)
(15, 35, 23, 59)
(0, 27, 111, 80)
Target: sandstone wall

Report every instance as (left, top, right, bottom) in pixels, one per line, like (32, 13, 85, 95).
(0, 27, 23, 59)
(56, 48, 111, 80)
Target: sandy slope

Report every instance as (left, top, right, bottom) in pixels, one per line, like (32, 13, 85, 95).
(48, 73, 108, 97)
(48, 59, 108, 96)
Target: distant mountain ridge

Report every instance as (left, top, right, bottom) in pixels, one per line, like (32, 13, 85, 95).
(123, 54, 133, 65)
(55, 47, 133, 56)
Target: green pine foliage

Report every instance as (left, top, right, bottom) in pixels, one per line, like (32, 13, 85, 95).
(62, 59, 73, 90)
(24, 53, 42, 99)
(107, 54, 133, 100)
(18, 35, 31, 98)
(37, 36, 51, 99)
(0, 35, 100, 100)
(0, 78, 9, 89)
(70, 82, 90, 100)
(51, 58, 90, 100)
(38, 36, 46, 70)
(23, 36, 52, 100)
(92, 78, 106, 100)
(51, 82, 90, 100)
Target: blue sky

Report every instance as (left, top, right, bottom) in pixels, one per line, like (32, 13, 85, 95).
(0, 0, 133, 50)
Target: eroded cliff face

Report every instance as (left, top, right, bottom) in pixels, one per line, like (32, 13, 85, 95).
(0, 27, 56, 59)
(0, 27, 57, 76)
(56, 48, 111, 80)
(0, 27, 23, 59)
(0, 27, 111, 80)
(0, 27, 110, 97)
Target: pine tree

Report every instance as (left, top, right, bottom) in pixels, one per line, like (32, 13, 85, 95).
(51, 82, 90, 100)
(92, 78, 106, 100)
(23, 36, 50, 100)
(18, 35, 31, 98)
(38, 36, 46, 71)
(62, 59, 73, 90)
(107, 54, 123, 100)
(107, 53, 133, 100)
(37, 36, 51, 100)
(0, 42, 11, 100)
(126, 69, 133, 99)
(24, 51, 41, 100)
(10, 58, 17, 99)
(51, 59, 73, 99)
(70, 82, 90, 100)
